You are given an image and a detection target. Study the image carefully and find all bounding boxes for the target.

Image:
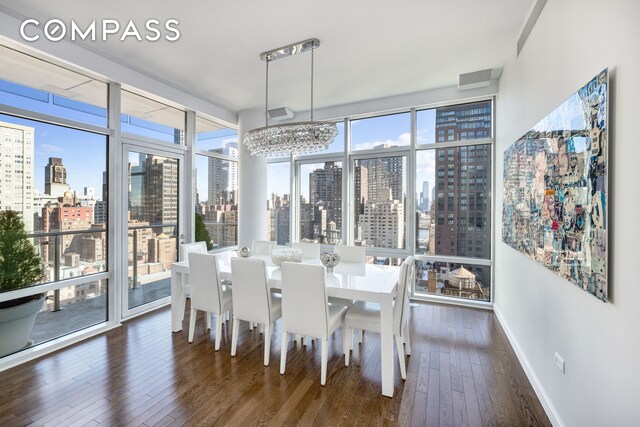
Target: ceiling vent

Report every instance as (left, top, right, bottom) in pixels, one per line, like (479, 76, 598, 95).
(458, 69, 493, 91)
(268, 107, 295, 121)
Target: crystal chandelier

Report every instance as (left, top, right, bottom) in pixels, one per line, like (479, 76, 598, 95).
(243, 38, 338, 157)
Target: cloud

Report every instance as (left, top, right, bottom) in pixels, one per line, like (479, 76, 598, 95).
(353, 132, 411, 150)
(40, 143, 62, 152)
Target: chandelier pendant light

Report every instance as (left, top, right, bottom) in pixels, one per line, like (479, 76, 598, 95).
(243, 38, 338, 157)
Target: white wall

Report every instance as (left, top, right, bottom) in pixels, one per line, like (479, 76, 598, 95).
(495, 1, 640, 426)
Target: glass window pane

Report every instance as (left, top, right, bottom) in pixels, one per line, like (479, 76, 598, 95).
(0, 114, 108, 288)
(299, 161, 342, 244)
(420, 145, 491, 259)
(121, 90, 185, 144)
(195, 155, 238, 249)
(127, 152, 179, 309)
(353, 155, 406, 249)
(415, 260, 490, 301)
(30, 280, 108, 348)
(351, 112, 410, 150)
(196, 116, 238, 156)
(417, 100, 492, 144)
(0, 45, 107, 127)
(266, 162, 290, 244)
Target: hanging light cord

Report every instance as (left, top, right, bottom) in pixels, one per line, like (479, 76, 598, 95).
(265, 58, 270, 127)
(310, 45, 314, 121)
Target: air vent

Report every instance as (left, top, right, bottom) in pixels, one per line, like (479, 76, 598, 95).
(268, 107, 295, 120)
(458, 69, 492, 91)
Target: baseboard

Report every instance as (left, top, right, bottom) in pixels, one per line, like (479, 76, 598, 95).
(493, 305, 565, 427)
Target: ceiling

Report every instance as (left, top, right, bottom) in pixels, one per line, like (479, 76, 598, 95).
(0, 0, 533, 117)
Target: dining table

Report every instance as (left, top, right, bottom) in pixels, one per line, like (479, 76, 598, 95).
(171, 251, 401, 397)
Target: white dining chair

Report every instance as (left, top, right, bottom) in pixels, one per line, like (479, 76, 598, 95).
(280, 262, 349, 386)
(292, 242, 320, 260)
(188, 252, 233, 351)
(334, 245, 366, 264)
(252, 240, 276, 255)
(343, 256, 414, 380)
(230, 257, 282, 366)
(178, 241, 208, 325)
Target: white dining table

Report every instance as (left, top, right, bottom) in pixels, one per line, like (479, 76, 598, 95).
(171, 251, 400, 397)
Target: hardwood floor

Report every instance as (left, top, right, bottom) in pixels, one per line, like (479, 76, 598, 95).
(0, 302, 550, 426)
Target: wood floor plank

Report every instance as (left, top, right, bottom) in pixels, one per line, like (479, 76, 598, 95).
(0, 302, 550, 426)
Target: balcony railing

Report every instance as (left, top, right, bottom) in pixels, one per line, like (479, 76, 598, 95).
(27, 228, 107, 312)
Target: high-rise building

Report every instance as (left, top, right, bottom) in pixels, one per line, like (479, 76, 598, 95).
(309, 161, 342, 237)
(44, 157, 70, 197)
(358, 188, 404, 248)
(433, 101, 492, 259)
(353, 165, 368, 216)
(0, 121, 35, 232)
(358, 148, 404, 203)
(207, 145, 238, 204)
(421, 181, 430, 210)
(94, 200, 108, 224)
(142, 156, 179, 225)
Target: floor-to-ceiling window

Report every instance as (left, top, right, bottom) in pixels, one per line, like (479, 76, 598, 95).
(288, 102, 493, 303)
(0, 44, 110, 352)
(266, 160, 291, 245)
(121, 93, 186, 315)
(194, 116, 238, 250)
(414, 100, 493, 302)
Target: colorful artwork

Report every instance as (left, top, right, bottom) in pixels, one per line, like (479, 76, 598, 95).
(502, 69, 608, 301)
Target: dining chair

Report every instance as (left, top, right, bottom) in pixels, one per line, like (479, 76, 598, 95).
(292, 242, 321, 260)
(178, 241, 208, 325)
(280, 262, 349, 386)
(334, 245, 366, 264)
(230, 257, 282, 366)
(188, 252, 233, 351)
(252, 240, 276, 255)
(343, 256, 414, 380)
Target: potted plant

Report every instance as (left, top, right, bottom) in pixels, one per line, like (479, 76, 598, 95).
(0, 210, 45, 357)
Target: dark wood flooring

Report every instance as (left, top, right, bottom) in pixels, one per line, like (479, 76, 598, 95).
(0, 302, 550, 426)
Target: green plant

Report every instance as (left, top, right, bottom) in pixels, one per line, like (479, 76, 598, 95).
(0, 210, 45, 308)
(195, 213, 213, 250)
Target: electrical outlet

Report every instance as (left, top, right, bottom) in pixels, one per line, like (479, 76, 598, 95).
(555, 352, 565, 374)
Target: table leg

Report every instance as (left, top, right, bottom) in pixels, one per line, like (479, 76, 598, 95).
(380, 294, 394, 397)
(171, 269, 183, 332)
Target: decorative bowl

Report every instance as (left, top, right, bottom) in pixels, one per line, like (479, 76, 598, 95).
(320, 252, 340, 272)
(237, 247, 251, 257)
(271, 247, 303, 267)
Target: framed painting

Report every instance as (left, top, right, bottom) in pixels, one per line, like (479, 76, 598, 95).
(502, 69, 608, 301)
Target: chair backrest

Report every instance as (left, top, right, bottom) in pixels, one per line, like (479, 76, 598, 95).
(393, 256, 414, 336)
(180, 241, 207, 261)
(334, 245, 366, 264)
(231, 258, 271, 324)
(252, 240, 276, 255)
(188, 252, 223, 314)
(292, 242, 320, 260)
(280, 262, 329, 339)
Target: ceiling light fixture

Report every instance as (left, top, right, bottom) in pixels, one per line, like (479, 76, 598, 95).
(243, 38, 338, 157)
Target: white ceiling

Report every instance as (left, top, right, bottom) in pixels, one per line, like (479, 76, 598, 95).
(0, 0, 533, 116)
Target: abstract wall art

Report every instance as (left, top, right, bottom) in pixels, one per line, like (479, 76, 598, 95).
(502, 69, 608, 301)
